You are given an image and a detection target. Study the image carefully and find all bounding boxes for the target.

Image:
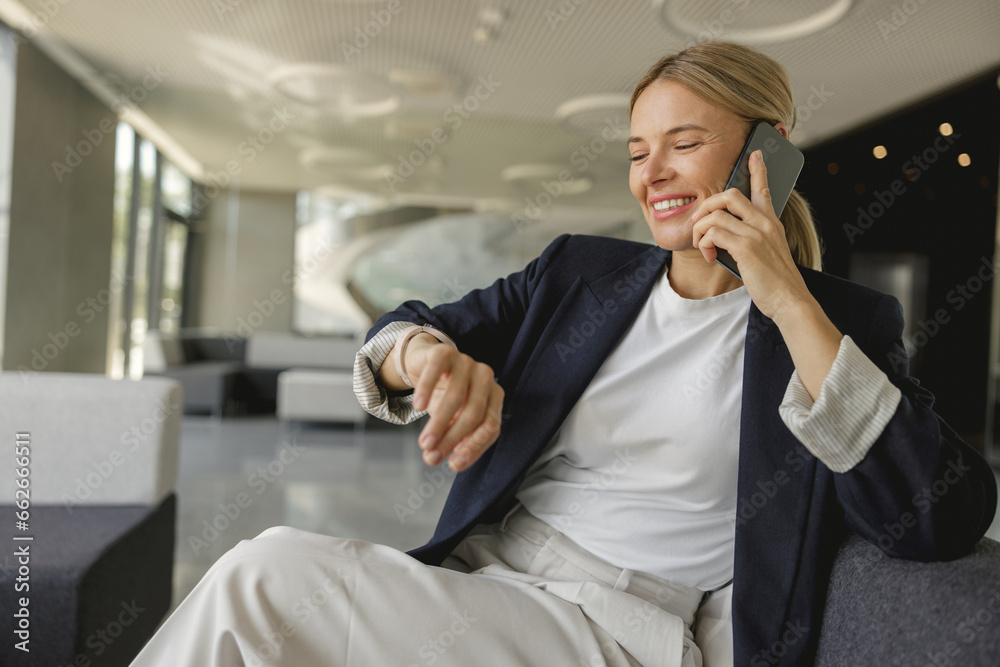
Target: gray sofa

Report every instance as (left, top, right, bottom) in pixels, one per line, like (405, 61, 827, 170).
(144, 329, 244, 417)
(0, 372, 181, 667)
(816, 532, 1000, 665)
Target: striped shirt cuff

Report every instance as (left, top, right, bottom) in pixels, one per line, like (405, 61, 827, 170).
(353, 321, 454, 425)
(778, 335, 902, 473)
(353, 321, 423, 424)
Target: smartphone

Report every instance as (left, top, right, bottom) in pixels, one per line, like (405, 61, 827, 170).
(714, 121, 804, 279)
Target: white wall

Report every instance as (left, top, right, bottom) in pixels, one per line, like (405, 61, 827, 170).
(194, 187, 296, 338)
(2, 39, 115, 375)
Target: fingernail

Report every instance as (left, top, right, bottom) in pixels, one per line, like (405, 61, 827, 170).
(450, 453, 468, 470)
(419, 435, 437, 450)
(424, 450, 442, 466)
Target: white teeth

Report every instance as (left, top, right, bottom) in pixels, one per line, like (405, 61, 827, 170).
(652, 197, 694, 211)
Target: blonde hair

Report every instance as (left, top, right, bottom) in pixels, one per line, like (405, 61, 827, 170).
(630, 41, 822, 270)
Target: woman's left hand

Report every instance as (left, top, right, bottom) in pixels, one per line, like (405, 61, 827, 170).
(690, 149, 811, 324)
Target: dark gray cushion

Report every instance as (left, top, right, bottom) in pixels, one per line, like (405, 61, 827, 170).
(817, 534, 1000, 666)
(153, 361, 240, 415)
(0, 495, 175, 667)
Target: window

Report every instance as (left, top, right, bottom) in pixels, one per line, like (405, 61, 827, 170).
(109, 123, 195, 377)
(0, 27, 15, 368)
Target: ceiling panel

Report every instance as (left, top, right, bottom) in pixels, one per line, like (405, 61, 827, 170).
(5, 0, 999, 214)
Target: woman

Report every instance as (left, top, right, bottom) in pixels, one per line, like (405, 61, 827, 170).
(132, 42, 996, 667)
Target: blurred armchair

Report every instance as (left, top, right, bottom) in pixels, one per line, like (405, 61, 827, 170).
(0, 372, 181, 667)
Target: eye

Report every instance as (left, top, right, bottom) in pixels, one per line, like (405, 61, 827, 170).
(676, 142, 700, 150)
(629, 153, 648, 163)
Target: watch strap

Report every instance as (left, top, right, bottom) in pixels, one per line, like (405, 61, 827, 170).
(393, 325, 457, 388)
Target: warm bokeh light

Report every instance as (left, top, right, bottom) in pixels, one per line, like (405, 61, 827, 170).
(958, 153, 971, 167)
(939, 122, 954, 136)
(827, 162, 839, 175)
(873, 145, 887, 159)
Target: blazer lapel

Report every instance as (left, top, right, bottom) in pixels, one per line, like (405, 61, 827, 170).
(733, 302, 819, 651)
(440, 245, 669, 526)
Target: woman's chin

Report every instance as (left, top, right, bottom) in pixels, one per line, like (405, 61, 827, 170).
(650, 231, 695, 253)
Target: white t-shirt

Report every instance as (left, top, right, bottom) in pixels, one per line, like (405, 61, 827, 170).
(516, 266, 751, 590)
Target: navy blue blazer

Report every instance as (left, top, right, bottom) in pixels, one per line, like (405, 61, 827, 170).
(367, 234, 997, 666)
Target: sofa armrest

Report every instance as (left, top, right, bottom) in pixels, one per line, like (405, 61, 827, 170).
(0, 372, 182, 507)
(816, 534, 1000, 666)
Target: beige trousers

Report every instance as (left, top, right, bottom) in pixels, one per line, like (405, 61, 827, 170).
(131, 505, 722, 666)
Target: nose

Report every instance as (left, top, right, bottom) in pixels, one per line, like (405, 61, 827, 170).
(641, 146, 675, 188)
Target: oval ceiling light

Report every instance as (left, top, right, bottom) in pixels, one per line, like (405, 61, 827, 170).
(312, 184, 390, 209)
(299, 146, 394, 181)
(501, 163, 593, 195)
(388, 69, 461, 100)
(268, 63, 401, 117)
(555, 94, 631, 140)
(653, 0, 853, 44)
(473, 198, 524, 215)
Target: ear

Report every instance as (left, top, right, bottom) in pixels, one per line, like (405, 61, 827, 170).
(773, 122, 790, 140)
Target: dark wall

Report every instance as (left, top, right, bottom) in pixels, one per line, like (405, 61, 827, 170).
(797, 73, 1000, 448)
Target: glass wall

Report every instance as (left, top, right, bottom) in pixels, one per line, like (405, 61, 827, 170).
(109, 122, 195, 378)
(290, 191, 384, 335)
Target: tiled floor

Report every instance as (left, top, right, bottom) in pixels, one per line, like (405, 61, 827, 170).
(169, 415, 451, 616)
(169, 414, 1000, 617)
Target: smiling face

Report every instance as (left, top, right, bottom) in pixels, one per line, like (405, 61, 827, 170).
(628, 80, 749, 254)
